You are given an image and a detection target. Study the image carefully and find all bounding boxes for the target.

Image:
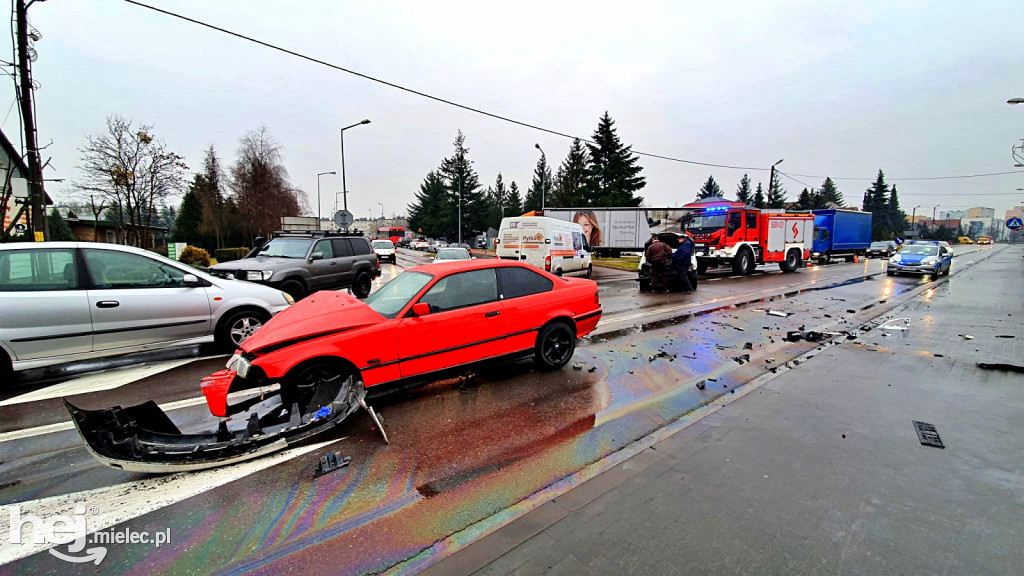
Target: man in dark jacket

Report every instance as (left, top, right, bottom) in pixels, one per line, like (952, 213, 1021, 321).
(644, 235, 672, 291)
(671, 234, 695, 292)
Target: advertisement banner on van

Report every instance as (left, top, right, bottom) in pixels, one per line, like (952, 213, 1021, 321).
(545, 209, 691, 249)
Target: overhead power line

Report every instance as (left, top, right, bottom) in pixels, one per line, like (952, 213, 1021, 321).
(124, 0, 1024, 182)
(783, 169, 1024, 182)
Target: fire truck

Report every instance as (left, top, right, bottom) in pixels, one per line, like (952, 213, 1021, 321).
(682, 198, 814, 275)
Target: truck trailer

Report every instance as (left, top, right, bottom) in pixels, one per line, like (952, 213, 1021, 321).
(810, 209, 873, 263)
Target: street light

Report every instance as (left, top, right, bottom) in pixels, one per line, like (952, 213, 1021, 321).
(339, 119, 371, 226)
(316, 171, 336, 226)
(378, 202, 384, 221)
(535, 144, 546, 212)
(1008, 98, 1024, 105)
(911, 205, 921, 234)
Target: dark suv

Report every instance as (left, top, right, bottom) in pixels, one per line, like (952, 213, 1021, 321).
(208, 230, 381, 300)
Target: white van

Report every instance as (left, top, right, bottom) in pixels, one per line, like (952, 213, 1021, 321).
(495, 216, 593, 278)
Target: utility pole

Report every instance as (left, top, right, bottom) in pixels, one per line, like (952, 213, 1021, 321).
(16, 0, 45, 241)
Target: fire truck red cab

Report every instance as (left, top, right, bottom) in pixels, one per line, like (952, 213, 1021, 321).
(682, 198, 813, 275)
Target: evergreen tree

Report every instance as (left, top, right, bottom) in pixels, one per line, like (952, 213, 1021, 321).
(864, 169, 890, 239)
(550, 138, 589, 207)
(47, 207, 75, 241)
(887, 185, 907, 236)
(407, 170, 449, 239)
(765, 171, 788, 208)
(584, 111, 645, 206)
(795, 188, 814, 210)
(197, 145, 226, 249)
(818, 177, 844, 207)
(438, 131, 483, 242)
(696, 175, 723, 200)
(175, 182, 204, 243)
(527, 153, 554, 211)
(506, 181, 523, 216)
(753, 182, 766, 208)
(523, 174, 542, 213)
(736, 174, 752, 205)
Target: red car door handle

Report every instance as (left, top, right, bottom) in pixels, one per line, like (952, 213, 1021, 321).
(484, 310, 500, 318)
(96, 301, 120, 308)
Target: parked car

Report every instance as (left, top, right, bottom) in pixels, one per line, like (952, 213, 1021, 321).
(200, 260, 603, 422)
(866, 241, 897, 258)
(432, 247, 472, 263)
(208, 230, 380, 301)
(0, 242, 292, 376)
(372, 240, 397, 263)
(886, 242, 952, 278)
(957, 236, 974, 244)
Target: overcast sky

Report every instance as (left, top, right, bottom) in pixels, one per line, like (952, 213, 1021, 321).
(3, 0, 1023, 224)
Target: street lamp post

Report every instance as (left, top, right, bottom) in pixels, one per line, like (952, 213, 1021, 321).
(769, 159, 784, 205)
(911, 205, 921, 235)
(535, 144, 546, 212)
(316, 171, 336, 227)
(457, 176, 462, 245)
(339, 119, 371, 228)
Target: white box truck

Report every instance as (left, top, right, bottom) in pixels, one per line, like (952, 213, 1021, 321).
(495, 216, 593, 278)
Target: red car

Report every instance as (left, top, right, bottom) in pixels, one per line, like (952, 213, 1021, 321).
(201, 260, 602, 419)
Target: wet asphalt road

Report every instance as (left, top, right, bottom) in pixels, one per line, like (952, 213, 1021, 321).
(0, 244, 1004, 574)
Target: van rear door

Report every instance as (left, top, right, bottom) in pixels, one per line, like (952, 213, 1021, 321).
(498, 221, 525, 261)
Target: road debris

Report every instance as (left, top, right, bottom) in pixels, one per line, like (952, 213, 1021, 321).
(314, 452, 352, 478)
(766, 310, 790, 317)
(959, 334, 974, 340)
(572, 363, 583, 370)
(913, 420, 945, 449)
(976, 362, 1024, 374)
(696, 379, 706, 390)
(880, 318, 911, 331)
(732, 354, 751, 365)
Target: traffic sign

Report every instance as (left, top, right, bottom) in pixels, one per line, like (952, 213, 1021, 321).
(895, 236, 905, 245)
(1006, 217, 1023, 231)
(333, 210, 354, 229)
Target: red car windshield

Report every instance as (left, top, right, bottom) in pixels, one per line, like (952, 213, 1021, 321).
(364, 271, 433, 318)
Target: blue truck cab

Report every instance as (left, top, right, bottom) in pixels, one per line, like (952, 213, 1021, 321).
(811, 209, 873, 263)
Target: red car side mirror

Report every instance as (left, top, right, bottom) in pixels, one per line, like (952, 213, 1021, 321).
(412, 302, 431, 316)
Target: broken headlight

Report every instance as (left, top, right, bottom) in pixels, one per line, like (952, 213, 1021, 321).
(227, 353, 251, 378)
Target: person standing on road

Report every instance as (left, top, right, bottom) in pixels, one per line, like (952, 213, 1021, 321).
(645, 234, 671, 291)
(671, 233, 695, 292)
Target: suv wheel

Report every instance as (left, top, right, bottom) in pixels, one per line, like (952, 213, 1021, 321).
(279, 279, 307, 301)
(352, 272, 372, 299)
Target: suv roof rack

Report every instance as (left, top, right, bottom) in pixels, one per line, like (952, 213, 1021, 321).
(271, 230, 364, 237)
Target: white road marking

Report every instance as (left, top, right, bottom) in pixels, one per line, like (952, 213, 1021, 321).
(0, 439, 340, 564)
(707, 278, 722, 281)
(0, 359, 196, 408)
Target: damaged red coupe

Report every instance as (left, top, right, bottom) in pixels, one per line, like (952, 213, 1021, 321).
(203, 259, 603, 419)
(68, 260, 601, 472)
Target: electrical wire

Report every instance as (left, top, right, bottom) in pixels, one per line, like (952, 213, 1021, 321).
(781, 169, 1024, 182)
(123, 0, 1024, 182)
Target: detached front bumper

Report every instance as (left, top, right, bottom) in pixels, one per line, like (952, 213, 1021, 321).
(65, 376, 371, 473)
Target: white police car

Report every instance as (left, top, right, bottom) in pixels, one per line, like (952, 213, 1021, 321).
(886, 241, 952, 279)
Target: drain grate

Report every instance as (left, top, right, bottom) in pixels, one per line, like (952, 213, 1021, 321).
(913, 421, 945, 449)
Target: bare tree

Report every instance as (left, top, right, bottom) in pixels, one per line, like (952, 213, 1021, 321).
(229, 127, 304, 242)
(75, 115, 188, 248)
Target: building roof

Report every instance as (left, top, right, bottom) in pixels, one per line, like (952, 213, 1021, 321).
(1, 127, 54, 205)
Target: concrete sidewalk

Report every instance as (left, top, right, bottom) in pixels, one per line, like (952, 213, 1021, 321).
(425, 246, 1024, 575)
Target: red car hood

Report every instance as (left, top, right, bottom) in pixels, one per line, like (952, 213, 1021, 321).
(240, 290, 385, 354)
